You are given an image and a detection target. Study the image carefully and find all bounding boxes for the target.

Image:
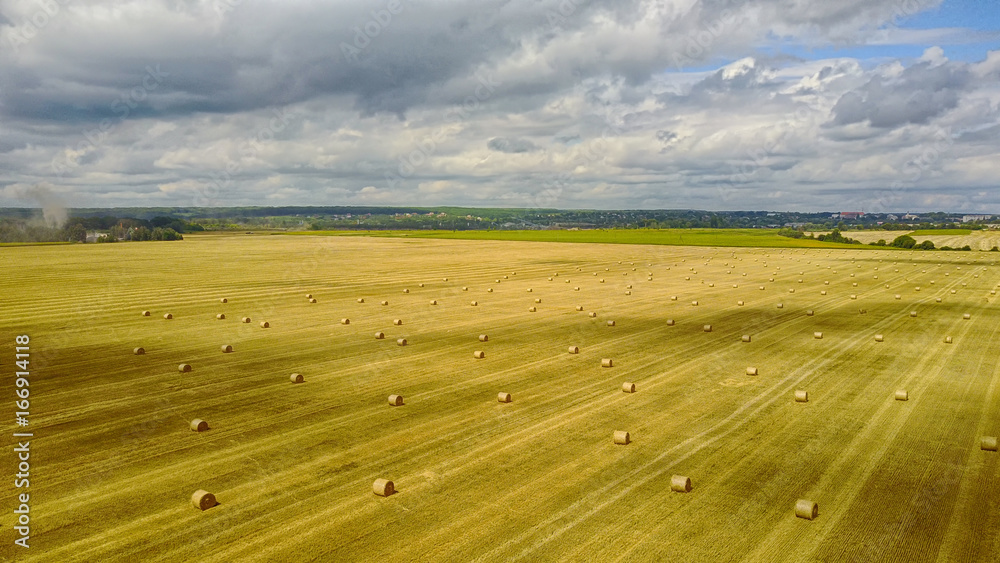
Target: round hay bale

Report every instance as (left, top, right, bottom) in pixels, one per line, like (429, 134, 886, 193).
(306, 294, 313, 299)
(568, 346, 580, 354)
(746, 367, 758, 376)
(760, 286, 766, 290)
(813, 332, 823, 339)
(910, 311, 917, 317)
(381, 300, 389, 306)
(666, 319, 675, 326)
(133, 347, 145, 355)
(471, 301, 478, 306)
(497, 392, 512, 403)
(192, 490, 217, 511)
(613, 430, 630, 445)
(290, 373, 304, 383)
(535, 298, 542, 303)
(388, 394, 403, 406)
(430, 300, 437, 305)
(357, 298, 365, 303)
(703, 325, 712, 332)
(443, 277, 448, 281)
(945, 336, 953, 343)
(419, 283, 425, 287)
(463, 287, 469, 291)
(527, 288, 533, 292)
(821, 291, 827, 295)
(789, 289, 795, 293)
(741, 335, 751, 342)
(574, 286, 580, 291)
(626, 284, 632, 289)
(474, 350, 485, 359)
(220, 344, 233, 353)
(625, 291, 632, 295)
(217, 313, 226, 319)
(806, 310, 815, 316)
(478, 334, 489, 342)
(875, 334, 884, 342)
(852, 282, 858, 287)
(142, 310, 150, 316)
(373, 478, 395, 497)
(963, 313, 971, 319)
(981, 436, 998, 451)
(179, 364, 192, 373)
(622, 382, 635, 393)
(259, 321, 269, 328)
(691, 300, 699, 306)
(708, 283, 714, 287)
(951, 289, 957, 294)
(309, 298, 317, 303)
(607, 320, 616, 327)
(685, 276, 691, 281)
(576, 306, 584, 311)
(738, 300, 745, 306)
(794, 390, 808, 402)
(190, 419, 209, 432)
(850, 295, 857, 300)
(396, 338, 407, 346)
(242, 317, 251, 323)
(341, 318, 350, 325)
(163, 313, 173, 319)
(601, 358, 613, 368)
(220, 298, 227, 303)
(588, 312, 597, 318)
(777, 303, 784, 309)
(488, 288, 494, 293)
(895, 294, 901, 300)
(375, 331, 385, 339)
(895, 390, 908, 401)
(670, 475, 692, 493)
(795, 499, 818, 520)
(403, 289, 409, 293)
(936, 297, 942, 303)
(393, 319, 403, 326)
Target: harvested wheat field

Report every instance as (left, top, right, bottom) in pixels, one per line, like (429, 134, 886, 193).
(3, 233, 1000, 562)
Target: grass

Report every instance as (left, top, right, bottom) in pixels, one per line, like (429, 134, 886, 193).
(283, 228, 871, 249)
(910, 229, 973, 236)
(3, 235, 999, 561)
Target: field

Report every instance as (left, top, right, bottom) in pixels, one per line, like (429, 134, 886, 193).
(815, 230, 1000, 250)
(3, 233, 1000, 562)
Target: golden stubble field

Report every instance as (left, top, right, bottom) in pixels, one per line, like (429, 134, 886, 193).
(2, 233, 1000, 562)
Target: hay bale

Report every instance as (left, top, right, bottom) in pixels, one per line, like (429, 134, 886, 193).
(163, 313, 173, 319)
(497, 392, 512, 403)
(963, 313, 971, 319)
(670, 475, 692, 493)
(375, 331, 385, 339)
(309, 298, 317, 303)
(777, 303, 783, 309)
(895, 390, 908, 401)
(463, 287, 469, 291)
(936, 297, 942, 303)
(806, 310, 815, 317)
(192, 490, 217, 511)
(381, 300, 389, 306)
(419, 283, 425, 287)
(692, 300, 699, 306)
(242, 317, 251, 323)
(895, 294, 901, 299)
(875, 334, 884, 342)
(746, 367, 758, 375)
(259, 321, 269, 328)
(945, 336, 953, 343)
(910, 311, 917, 317)
(738, 300, 744, 306)
(821, 291, 827, 295)
(220, 344, 233, 353)
(814, 332, 823, 339)
(527, 288, 533, 292)
(142, 310, 150, 316)
(568, 346, 580, 354)
(703, 324, 712, 332)
(393, 319, 403, 325)
(576, 306, 584, 311)
(430, 300, 437, 305)
(179, 364, 192, 373)
(190, 419, 209, 432)
(625, 291, 631, 295)
(443, 277, 448, 281)
(601, 358, 614, 368)
(220, 298, 227, 303)
(588, 312, 597, 318)
(794, 390, 808, 402)
(471, 300, 479, 306)
(388, 394, 403, 406)
(357, 298, 365, 303)
(574, 287, 580, 291)
(535, 298, 542, 303)
(789, 289, 795, 293)
(850, 294, 857, 300)
(666, 319, 675, 326)
(133, 347, 145, 355)
(396, 338, 407, 346)
(981, 437, 998, 451)
(622, 382, 635, 393)
(341, 318, 350, 325)
(290, 373, 304, 383)
(795, 499, 818, 520)
(741, 335, 751, 342)
(373, 478, 395, 497)
(474, 350, 485, 359)
(613, 430, 630, 445)
(607, 320, 616, 327)
(217, 313, 226, 319)
(488, 288, 494, 293)
(403, 289, 409, 293)
(306, 294, 312, 299)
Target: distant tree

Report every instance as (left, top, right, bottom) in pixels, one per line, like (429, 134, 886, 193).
(65, 223, 87, 243)
(890, 235, 916, 249)
(917, 240, 935, 250)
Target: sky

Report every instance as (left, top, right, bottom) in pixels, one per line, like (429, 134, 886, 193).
(1, 0, 998, 213)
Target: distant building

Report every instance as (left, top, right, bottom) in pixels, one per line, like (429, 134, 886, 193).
(903, 213, 919, 220)
(838, 212, 864, 220)
(962, 214, 992, 223)
(885, 214, 898, 221)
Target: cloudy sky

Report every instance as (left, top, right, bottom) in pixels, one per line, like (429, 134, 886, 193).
(1, 0, 999, 212)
